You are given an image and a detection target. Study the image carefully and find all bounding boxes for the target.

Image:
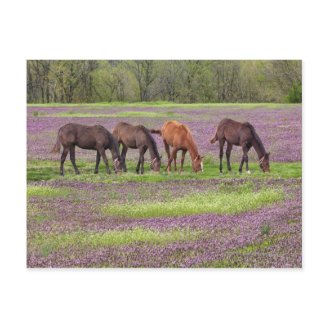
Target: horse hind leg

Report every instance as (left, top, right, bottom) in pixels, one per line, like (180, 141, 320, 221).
(60, 147, 69, 176)
(173, 151, 178, 171)
(94, 151, 100, 174)
(69, 146, 80, 175)
(226, 143, 232, 172)
(219, 139, 225, 174)
(167, 147, 179, 174)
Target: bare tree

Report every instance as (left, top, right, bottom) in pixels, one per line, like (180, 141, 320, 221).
(128, 60, 158, 101)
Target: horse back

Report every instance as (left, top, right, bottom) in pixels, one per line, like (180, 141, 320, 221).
(161, 120, 191, 148)
(59, 123, 111, 149)
(217, 119, 253, 145)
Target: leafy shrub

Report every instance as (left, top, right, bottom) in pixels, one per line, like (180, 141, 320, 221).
(286, 83, 302, 103)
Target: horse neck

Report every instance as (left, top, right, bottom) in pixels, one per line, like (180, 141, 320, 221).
(251, 137, 266, 159)
(146, 138, 159, 160)
(187, 136, 199, 160)
(109, 136, 120, 159)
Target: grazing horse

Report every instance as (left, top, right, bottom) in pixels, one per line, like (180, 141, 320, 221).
(112, 122, 161, 174)
(210, 118, 270, 173)
(51, 123, 122, 176)
(151, 120, 203, 173)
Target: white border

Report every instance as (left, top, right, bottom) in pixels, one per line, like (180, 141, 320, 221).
(1, 1, 328, 327)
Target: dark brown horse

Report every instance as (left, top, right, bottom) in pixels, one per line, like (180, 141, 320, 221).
(51, 123, 122, 175)
(112, 122, 161, 174)
(210, 118, 270, 173)
(151, 120, 203, 173)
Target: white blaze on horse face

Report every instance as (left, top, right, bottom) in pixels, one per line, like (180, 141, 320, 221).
(201, 161, 203, 172)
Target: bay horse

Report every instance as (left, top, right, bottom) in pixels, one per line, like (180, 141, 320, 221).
(112, 122, 161, 174)
(151, 120, 203, 173)
(210, 118, 270, 173)
(51, 123, 122, 176)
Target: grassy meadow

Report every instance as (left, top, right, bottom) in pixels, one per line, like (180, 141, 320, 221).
(27, 103, 302, 268)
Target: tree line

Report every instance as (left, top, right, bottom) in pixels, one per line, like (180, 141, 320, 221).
(27, 60, 302, 104)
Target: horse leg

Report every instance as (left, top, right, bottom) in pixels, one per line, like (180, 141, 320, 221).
(121, 144, 128, 172)
(139, 147, 147, 175)
(60, 147, 69, 176)
(239, 144, 250, 173)
(69, 146, 80, 175)
(164, 140, 171, 172)
(167, 147, 179, 173)
(136, 158, 141, 174)
(180, 149, 187, 173)
(219, 139, 225, 174)
(226, 143, 233, 172)
(173, 151, 178, 171)
(94, 151, 101, 174)
(99, 147, 111, 174)
(243, 144, 250, 173)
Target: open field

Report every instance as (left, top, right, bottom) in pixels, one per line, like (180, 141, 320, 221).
(27, 103, 302, 268)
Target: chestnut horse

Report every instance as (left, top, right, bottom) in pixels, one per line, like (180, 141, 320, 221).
(210, 118, 270, 173)
(112, 122, 161, 174)
(151, 120, 203, 173)
(51, 123, 122, 176)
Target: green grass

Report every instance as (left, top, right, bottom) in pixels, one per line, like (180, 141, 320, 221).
(31, 228, 201, 256)
(103, 186, 284, 218)
(47, 110, 182, 118)
(27, 159, 302, 182)
(27, 185, 70, 197)
(27, 101, 301, 109)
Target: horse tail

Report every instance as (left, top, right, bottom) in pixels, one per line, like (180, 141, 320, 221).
(150, 129, 162, 135)
(50, 132, 61, 154)
(210, 131, 218, 144)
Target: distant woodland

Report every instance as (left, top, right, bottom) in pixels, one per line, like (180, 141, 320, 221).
(27, 60, 302, 104)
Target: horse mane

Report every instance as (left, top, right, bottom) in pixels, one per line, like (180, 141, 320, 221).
(244, 122, 266, 153)
(139, 126, 161, 158)
(179, 123, 191, 134)
(106, 129, 120, 158)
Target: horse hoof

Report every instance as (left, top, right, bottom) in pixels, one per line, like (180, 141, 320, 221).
(94, 171, 98, 174)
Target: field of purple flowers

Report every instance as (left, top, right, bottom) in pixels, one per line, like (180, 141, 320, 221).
(27, 103, 302, 268)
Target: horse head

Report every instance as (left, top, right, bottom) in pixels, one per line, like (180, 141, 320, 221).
(192, 154, 204, 173)
(150, 156, 162, 172)
(114, 157, 123, 173)
(259, 152, 270, 172)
